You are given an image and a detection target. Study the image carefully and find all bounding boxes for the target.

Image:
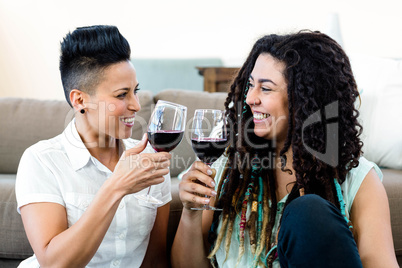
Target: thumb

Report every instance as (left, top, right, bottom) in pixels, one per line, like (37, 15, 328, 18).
(127, 133, 148, 155)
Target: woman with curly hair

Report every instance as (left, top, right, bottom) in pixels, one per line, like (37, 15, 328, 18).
(171, 31, 398, 267)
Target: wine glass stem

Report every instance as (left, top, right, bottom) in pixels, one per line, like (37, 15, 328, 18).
(146, 186, 152, 202)
(204, 163, 212, 209)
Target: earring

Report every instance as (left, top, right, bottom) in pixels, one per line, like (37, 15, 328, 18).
(80, 109, 85, 114)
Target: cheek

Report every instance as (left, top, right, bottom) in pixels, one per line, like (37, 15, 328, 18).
(278, 96, 289, 117)
(278, 104, 289, 128)
(107, 102, 126, 117)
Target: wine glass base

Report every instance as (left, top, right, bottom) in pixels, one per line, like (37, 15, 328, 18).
(191, 205, 222, 211)
(135, 194, 163, 205)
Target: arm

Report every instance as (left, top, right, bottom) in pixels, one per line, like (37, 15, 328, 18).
(170, 162, 216, 268)
(21, 181, 123, 268)
(350, 168, 399, 268)
(20, 137, 171, 268)
(141, 203, 170, 268)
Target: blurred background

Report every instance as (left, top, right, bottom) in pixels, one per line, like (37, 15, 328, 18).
(1, 0, 401, 100)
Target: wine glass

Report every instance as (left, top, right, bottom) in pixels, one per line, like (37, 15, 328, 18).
(135, 100, 187, 205)
(190, 109, 227, 210)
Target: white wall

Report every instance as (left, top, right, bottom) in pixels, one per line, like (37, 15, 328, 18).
(1, 0, 401, 100)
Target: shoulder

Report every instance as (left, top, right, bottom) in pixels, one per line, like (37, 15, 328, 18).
(347, 157, 383, 182)
(17, 134, 67, 184)
(342, 156, 383, 214)
(22, 134, 64, 160)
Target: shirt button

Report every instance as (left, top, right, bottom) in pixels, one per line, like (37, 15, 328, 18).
(113, 260, 120, 266)
(119, 202, 125, 209)
(119, 233, 125, 240)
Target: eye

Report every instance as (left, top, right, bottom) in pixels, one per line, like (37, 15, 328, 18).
(261, 87, 272, 92)
(117, 92, 128, 98)
(248, 81, 255, 88)
(134, 87, 141, 94)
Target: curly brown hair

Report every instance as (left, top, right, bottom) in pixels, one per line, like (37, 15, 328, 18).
(208, 30, 363, 267)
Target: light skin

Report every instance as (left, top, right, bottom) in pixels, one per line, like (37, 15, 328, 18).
(20, 60, 171, 268)
(171, 53, 399, 267)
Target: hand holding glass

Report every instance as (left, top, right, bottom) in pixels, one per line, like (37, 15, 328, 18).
(135, 100, 187, 204)
(191, 109, 227, 211)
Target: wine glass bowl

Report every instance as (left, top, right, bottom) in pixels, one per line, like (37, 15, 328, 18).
(147, 100, 187, 153)
(135, 100, 187, 205)
(190, 109, 227, 211)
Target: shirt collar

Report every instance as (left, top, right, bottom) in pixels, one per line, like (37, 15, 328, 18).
(62, 119, 132, 172)
(61, 119, 92, 171)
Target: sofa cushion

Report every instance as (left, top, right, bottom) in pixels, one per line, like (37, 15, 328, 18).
(0, 91, 153, 174)
(381, 169, 402, 260)
(167, 178, 182, 253)
(350, 54, 402, 169)
(154, 89, 228, 177)
(0, 175, 33, 259)
(0, 98, 72, 174)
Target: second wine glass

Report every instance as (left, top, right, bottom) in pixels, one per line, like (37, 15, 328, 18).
(135, 100, 187, 205)
(190, 109, 227, 211)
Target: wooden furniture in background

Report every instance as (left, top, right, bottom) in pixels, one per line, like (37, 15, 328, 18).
(196, 67, 239, 92)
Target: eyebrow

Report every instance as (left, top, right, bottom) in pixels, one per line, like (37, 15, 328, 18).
(113, 83, 140, 92)
(249, 75, 277, 86)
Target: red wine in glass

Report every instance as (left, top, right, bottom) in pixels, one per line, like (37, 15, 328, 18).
(191, 138, 227, 165)
(148, 130, 184, 152)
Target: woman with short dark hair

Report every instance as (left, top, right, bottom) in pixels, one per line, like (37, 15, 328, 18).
(16, 25, 171, 267)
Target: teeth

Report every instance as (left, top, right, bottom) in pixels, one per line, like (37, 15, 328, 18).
(254, 113, 269, 120)
(121, 117, 134, 123)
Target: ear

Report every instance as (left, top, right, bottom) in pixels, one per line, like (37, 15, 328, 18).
(69, 89, 87, 112)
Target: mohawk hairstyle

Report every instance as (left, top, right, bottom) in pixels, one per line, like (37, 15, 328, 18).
(59, 25, 131, 106)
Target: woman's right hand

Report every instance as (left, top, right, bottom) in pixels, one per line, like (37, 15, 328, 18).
(179, 161, 217, 210)
(110, 134, 171, 196)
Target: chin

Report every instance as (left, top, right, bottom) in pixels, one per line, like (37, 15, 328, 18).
(121, 132, 133, 140)
(114, 128, 133, 140)
(253, 129, 271, 140)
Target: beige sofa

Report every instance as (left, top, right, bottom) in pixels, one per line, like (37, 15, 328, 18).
(0, 89, 401, 267)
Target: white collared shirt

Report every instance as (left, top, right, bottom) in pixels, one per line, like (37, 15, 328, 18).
(15, 120, 171, 268)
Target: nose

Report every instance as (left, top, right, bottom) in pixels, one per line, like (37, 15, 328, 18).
(128, 92, 141, 112)
(245, 86, 259, 107)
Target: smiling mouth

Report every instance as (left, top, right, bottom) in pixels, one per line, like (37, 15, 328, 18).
(120, 117, 135, 125)
(253, 113, 270, 120)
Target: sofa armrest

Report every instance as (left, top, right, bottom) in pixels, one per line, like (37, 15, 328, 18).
(381, 168, 402, 264)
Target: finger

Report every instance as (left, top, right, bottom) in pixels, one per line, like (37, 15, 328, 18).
(140, 152, 171, 162)
(210, 169, 217, 179)
(182, 169, 216, 188)
(125, 133, 148, 155)
(152, 160, 171, 169)
(192, 161, 213, 176)
(147, 167, 170, 178)
(181, 180, 217, 198)
(180, 190, 210, 206)
(136, 176, 166, 190)
(132, 155, 170, 171)
(139, 159, 170, 175)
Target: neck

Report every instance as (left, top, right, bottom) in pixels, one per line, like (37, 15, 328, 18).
(274, 143, 296, 201)
(75, 117, 122, 171)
